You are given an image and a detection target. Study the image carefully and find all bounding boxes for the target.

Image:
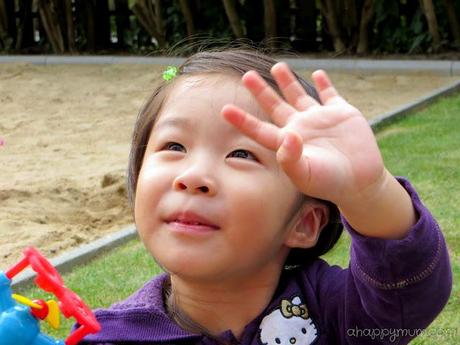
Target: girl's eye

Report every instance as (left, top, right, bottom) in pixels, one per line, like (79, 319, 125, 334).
(228, 149, 258, 161)
(163, 142, 185, 152)
(160, 144, 257, 161)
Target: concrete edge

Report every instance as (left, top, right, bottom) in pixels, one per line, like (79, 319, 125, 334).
(11, 225, 138, 289)
(0, 55, 459, 75)
(7, 69, 460, 291)
(369, 79, 460, 128)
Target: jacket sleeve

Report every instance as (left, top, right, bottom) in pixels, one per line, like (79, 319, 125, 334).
(318, 177, 452, 345)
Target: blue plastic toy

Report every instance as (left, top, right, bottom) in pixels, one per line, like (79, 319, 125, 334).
(0, 247, 100, 345)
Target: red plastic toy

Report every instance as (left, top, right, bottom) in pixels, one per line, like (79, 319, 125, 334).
(2, 246, 101, 345)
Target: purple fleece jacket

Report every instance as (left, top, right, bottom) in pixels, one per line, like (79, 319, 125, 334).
(78, 178, 452, 344)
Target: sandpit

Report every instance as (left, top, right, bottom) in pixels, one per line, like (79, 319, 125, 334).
(0, 62, 458, 268)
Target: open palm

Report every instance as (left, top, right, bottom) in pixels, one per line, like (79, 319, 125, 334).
(221, 63, 386, 207)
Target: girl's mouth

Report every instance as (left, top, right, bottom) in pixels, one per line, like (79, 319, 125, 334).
(165, 210, 221, 231)
(167, 220, 220, 233)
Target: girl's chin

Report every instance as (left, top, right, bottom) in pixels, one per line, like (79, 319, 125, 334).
(157, 256, 224, 277)
(161, 259, 240, 284)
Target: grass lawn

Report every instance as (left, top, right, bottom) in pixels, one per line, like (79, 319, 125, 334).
(17, 92, 460, 343)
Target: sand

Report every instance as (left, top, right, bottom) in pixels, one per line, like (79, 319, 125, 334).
(0, 62, 458, 269)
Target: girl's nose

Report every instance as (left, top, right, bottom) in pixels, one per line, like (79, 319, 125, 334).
(173, 171, 217, 196)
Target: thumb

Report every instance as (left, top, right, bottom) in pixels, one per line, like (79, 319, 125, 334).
(276, 130, 311, 191)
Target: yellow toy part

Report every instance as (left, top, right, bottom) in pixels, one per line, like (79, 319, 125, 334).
(12, 293, 60, 329)
(12, 293, 43, 309)
(45, 299, 60, 329)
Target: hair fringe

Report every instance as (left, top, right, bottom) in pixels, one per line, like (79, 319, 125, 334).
(146, 36, 300, 58)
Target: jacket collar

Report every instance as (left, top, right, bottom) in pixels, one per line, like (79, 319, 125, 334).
(81, 273, 203, 343)
(81, 266, 305, 344)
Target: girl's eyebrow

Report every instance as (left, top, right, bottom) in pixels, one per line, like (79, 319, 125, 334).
(153, 115, 248, 139)
(153, 117, 192, 132)
(154, 116, 242, 137)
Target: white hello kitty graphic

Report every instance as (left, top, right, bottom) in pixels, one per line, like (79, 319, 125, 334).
(259, 296, 318, 345)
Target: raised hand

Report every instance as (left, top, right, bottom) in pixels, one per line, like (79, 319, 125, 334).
(221, 63, 386, 209)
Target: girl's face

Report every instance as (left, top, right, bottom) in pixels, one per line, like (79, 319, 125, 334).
(135, 75, 300, 283)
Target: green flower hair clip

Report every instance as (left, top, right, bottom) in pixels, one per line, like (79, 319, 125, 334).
(163, 66, 178, 81)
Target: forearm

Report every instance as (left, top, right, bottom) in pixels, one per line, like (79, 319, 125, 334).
(338, 168, 417, 240)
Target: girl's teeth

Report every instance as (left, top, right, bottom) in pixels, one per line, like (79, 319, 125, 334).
(176, 220, 203, 225)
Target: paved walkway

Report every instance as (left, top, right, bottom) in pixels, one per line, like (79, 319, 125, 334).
(0, 55, 459, 76)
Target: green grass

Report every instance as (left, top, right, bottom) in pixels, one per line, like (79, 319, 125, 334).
(16, 239, 158, 340)
(19, 93, 460, 343)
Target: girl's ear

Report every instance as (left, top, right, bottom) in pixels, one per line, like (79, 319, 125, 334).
(284, 203, 329, 249)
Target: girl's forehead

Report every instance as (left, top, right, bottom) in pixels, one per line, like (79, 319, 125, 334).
(177, 73, 240, 87)
(169, 74, 242, 98)
(163, 74, 267, 120)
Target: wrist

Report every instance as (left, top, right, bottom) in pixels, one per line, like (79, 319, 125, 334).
(338, 170, 416, 239)
(338, 167, 390, 212)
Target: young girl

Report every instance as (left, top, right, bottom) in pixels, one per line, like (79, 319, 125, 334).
(79, 49, 452, 345)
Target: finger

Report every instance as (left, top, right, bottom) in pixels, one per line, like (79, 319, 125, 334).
(242, 70, 296, 127)
(276, 131, 311, 189)
(221, 104, 282, 151)
(311, 70, 346, 106)
(271, 62, 319, 111)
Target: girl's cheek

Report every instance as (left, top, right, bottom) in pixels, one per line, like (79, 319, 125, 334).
(138, 155, 159, 180)
(135, 163, 158, 206)
(137, 160, 175, 206)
